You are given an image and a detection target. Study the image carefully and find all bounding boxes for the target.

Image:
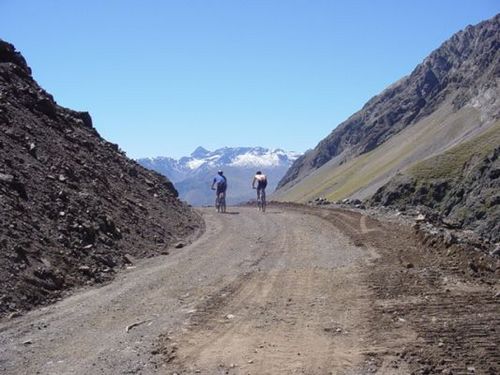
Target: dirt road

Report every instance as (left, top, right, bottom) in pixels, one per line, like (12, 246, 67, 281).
(1, 205, 499, 374)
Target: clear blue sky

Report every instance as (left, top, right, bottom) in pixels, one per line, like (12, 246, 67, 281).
(1, 1, 498, 159)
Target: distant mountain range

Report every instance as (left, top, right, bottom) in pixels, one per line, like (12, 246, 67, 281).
(138, 147, 301, 206)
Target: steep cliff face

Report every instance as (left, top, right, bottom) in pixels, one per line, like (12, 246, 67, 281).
(277, 15, 499, 191)
(0, 40, 202, 317)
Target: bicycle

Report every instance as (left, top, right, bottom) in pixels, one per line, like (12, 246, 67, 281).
(255, 187, 266, 212)
(215, 191, 226, 213)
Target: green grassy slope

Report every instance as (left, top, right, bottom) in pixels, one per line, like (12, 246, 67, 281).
(408, 121, 500, 180)
(369, 120, 500, 243)
(273, 102, 497, 203)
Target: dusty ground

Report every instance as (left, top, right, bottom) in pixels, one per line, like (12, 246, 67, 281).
(1, 205, 499, 374)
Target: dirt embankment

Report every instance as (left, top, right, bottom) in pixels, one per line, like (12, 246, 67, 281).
(370, 136, 500, 245)
(0, 40, 203, 318)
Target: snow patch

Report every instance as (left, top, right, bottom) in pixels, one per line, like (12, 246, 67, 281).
(186, 159, 206, 169)
(139, 147, 301, 173)
(231, 153, 281, 167)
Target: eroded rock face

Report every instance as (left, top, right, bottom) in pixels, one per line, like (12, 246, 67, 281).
(371, 147, 500, 244)
(0, 40, 202, 317)
(278, 15, 500, 190)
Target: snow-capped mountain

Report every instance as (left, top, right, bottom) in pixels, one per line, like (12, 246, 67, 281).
(137, 147, 301, 206)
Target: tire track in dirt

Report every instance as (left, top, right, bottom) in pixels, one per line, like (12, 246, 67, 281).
(279, 203, 500, 374)
(3, 204, 494, 374)
(161, 208, 370, 374)
(0, 208, 283, 375)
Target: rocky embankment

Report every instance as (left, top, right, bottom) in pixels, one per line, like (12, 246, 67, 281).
(0, 40, 202, 318)
(370, 146, 500, 249)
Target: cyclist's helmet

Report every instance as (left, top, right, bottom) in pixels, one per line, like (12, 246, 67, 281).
(256, 171, 262, 175)
(218, 170, 223, 175)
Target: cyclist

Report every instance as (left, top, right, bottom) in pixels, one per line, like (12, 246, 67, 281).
(211, 170, 227, 212)
(252, 171, 267, 211)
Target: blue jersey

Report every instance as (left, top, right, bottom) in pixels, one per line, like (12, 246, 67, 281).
(213, 175, 227, 191)
(213, 175, 225, 185)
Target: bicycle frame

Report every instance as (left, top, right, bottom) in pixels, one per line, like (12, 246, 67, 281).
(216, 191, 226, 213)
(257, 188, 266, 212)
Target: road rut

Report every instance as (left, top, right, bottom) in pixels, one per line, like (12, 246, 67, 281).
(0, 207, 373, 374)
(2, 205, 498, 374)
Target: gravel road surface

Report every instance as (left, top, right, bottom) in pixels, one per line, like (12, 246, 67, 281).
(1, 205, 498, 374)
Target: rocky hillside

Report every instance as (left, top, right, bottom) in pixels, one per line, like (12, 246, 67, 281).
(138, 147, 300, 206)
(276, 14, 499, 195)
(371, 121, 500, 244)
(0, 40, 202, 318)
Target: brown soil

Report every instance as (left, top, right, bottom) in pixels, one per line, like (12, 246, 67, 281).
(285, 204, 500, 374)
(0, 205, 498, 374)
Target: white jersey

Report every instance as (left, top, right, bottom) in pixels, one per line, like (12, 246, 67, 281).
(254, 174, 267, 189)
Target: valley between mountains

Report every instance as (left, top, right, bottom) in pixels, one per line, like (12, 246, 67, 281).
(1, 10, 499, 375)
(1, 205, 498, 375)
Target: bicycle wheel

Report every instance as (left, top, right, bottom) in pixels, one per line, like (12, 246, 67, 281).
(256, 189, 262, 211)
(215, 194, 221, 212)
(219, 192, 226, 213)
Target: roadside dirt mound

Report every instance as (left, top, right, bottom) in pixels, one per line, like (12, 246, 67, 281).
(0, 40, 203, 318)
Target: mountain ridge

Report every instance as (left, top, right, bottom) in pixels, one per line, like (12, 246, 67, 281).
(277, 14, 500, 192)
(273, 14, 499, 245)
(138, 146, 300, 205)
